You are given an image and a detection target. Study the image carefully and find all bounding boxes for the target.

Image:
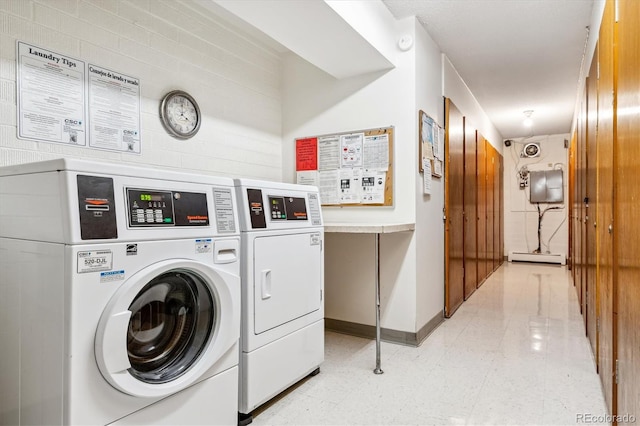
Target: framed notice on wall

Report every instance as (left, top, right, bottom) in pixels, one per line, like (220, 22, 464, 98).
(295, 126, 394, 206)
(419, 110, 444, 178)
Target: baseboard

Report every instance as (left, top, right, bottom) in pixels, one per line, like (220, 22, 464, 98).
(415, 312, 445, 345)
(325, 312, 444, 347)
(508, 251, 566, 265)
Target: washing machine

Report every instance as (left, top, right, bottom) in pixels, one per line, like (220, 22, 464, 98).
(0, 159, 241, 425)
(234, 179, 324, 419)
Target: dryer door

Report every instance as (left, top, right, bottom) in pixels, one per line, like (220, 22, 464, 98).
(95, 260, 239, 398)
(253, 232, 322, 334)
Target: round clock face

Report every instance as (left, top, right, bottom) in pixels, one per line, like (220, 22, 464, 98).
(160, 90, 201, 139)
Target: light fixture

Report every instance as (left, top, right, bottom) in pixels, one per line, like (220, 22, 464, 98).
(523, 110, 534, 127)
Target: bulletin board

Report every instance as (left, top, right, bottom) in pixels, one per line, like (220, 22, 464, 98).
(419, 110, 444, 177)
(295, 126, 394, 206)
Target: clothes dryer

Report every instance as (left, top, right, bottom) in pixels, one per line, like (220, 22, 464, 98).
(234, 179, 324, 420)
(0, 159, 241, 425)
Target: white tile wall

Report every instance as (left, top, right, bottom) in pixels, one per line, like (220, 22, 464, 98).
(0, 0, 283, 180)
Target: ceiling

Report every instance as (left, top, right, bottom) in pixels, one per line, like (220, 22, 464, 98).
(201, 0, 596, 140)
(382, 0, 596, 139)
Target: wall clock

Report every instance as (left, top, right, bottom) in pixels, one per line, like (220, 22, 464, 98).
(159, 90, 201, 139)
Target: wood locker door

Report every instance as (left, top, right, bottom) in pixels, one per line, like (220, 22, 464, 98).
(445, 98, 465, 317)
(573, 129, 582, 301)
(477, 134, 487, 286)
(464, 125, 478, 299)
(586, 48, 599, 361)
(486, 145, 495, 273)
(596, 0, 616, 412)
(579, 88, 588, 320)
(494, 153, 501, 267)
(569, 133, 576, 273)
(499, 153, 504, 265)
(616, 0, 640, 420)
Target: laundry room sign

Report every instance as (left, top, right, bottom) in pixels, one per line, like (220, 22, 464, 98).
(16, 41, 141, 154)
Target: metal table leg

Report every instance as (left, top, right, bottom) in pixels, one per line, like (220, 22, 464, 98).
(373, 233, 383, 375)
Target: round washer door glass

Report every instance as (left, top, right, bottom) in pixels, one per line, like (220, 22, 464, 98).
(126, 269, 215, 383)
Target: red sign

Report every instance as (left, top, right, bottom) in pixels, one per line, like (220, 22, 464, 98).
(295, 137, 318, 171)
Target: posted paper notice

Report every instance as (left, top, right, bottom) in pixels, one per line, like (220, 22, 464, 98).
(17, 42, 86, 145)
(88, 64, 141, 153)
(340, 133, 364, 168)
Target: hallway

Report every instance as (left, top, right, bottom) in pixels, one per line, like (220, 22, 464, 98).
(253, 262, 608, 425)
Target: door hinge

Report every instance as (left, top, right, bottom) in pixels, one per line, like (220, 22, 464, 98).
(320, 289, 323, 301)
(615, 359, 619, 384)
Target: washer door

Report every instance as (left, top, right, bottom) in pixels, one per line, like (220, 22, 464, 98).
(95, 260, 239, 398)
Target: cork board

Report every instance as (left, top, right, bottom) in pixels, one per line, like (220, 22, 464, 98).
(419, 110, 444, 177)
(295, 126, 393, 207)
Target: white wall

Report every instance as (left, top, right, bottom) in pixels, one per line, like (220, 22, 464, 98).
(0, 0, 282, 180)
(503, 134, 569, 256)
(281, 20, 417, 224)
(282, 10, 433, 333)
(282, 9, 448, 335)
(414, 20, 445, 329)
(442, 56, 503, 152)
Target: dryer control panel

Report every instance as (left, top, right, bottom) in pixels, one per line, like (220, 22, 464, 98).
(268, 196, 307, 221)
(236, 180, 323, 231)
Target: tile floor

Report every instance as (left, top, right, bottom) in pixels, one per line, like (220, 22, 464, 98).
(251, 262, 609, 425)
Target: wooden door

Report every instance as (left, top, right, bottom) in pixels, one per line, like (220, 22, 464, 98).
(477, 134, 488, 285)
(486, 145, 495, 273)
(493, 153, 501, 266)
(464, 126, 478, 299)
(596, 0, 616, 413)
(580, 88, 588, 321)
(615, 0, 640, 420)
(569, 134, 575, 272)
(445, 98, 465, 317)
(499, 153, 504, 265)
(573, 127, 583, 302)
(586, 48, 599, 360)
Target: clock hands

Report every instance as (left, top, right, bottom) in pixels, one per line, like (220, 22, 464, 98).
(175, 99, 194, 123)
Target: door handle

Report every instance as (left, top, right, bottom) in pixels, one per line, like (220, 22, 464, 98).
(261, 269, 272, 300)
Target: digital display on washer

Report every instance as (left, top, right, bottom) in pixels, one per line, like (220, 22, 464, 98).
(139, 193, 164, 202)
(126, 188, 209, 227)
(268, 197, 286, 220)
(268, 196, 308, 221)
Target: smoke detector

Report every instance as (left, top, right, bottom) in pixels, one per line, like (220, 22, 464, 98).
(523, 142, 540, 158)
